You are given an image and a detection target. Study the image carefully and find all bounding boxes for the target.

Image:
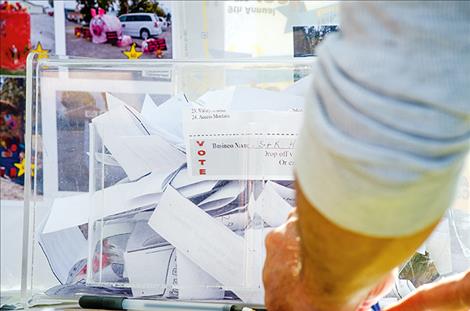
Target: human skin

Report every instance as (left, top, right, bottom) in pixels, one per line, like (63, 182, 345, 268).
(262, 181, 466, 311)
(263, 209, 395, 311)
(383, 271, 470, 311)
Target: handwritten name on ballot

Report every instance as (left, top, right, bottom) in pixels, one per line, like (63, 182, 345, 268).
(183, 109, 303, 180)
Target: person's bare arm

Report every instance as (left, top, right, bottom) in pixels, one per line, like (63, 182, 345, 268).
(384, 270, 470, 311)
(264, 2, 470, 310)
(263, 187, 438, 311)
(263, 206, 470, 311)
(295, 185, 437, 310)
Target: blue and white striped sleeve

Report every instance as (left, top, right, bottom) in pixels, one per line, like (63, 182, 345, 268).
(296, 1, 470, 237)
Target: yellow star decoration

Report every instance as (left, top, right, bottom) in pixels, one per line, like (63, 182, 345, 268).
(123, 43, 142, 59)
(14, 159, 35, 177)
(31, 41, 49, 60)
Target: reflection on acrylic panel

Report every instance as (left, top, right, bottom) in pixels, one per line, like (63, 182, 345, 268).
(55, 91, 170, 192)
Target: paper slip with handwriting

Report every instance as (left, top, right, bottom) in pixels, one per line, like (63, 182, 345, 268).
(183, 108, 302, 180)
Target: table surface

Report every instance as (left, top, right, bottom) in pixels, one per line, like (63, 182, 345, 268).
(28, 305, 83, 311)
(27, 303, 261, 311)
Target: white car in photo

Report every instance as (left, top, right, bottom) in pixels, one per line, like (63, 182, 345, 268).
(118, 13, 162, 39)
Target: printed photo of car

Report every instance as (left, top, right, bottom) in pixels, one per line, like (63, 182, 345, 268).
(118, 13, 162, 39)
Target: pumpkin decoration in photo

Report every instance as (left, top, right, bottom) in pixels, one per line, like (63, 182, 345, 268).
(0, 1, 31, 71)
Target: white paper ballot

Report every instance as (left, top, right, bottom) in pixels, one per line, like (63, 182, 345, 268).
(140, 94, 159, 118)
(184, 109, 302, 180)
(170, 166, 205, 189)
(124, 246, 175, 297)
(148, 186, 245, 288)
(92, 105, 152, 181)
(198, 181, 244, 206)
(93, 152, 120, 166)
(177, 180, 219, 199)
(38, 224, 88, 284)
(91, 173, 167, 219)
(229, 87, 304, 111)
(176, 251, 224, 300)
(141, 94, 190, 145)
(216, 212, 249, 232)
(198, 182, 246, 213)
(255, 182, 293, 227)
(283, 74, 313, 98)
(106, 93, 128, 110)
(43, 193, 90, 234)
(120, 135, 186, 176)
(199, 198, 238, 213)
(426, 219, 453, 275)
(268, 181, 296, 206)
(126, 193, 163, 211)
(196, 88, 235, 109)
(126, 213, 168, 252)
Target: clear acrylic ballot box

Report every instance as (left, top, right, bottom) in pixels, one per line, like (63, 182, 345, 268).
(22, 55, 313, 306)
(22, 55, 470, 308)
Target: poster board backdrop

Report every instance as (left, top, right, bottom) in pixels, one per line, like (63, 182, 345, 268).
(1, 0, 338, 297)
(172, 1, 339, 59)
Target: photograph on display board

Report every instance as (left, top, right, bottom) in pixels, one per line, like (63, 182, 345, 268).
(0, 77, 34, 200)
(293, 25, 340, 57)
(0, 0, 55, 75)
(65, 0, 172, 59)
(55, 91, 171, 193)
